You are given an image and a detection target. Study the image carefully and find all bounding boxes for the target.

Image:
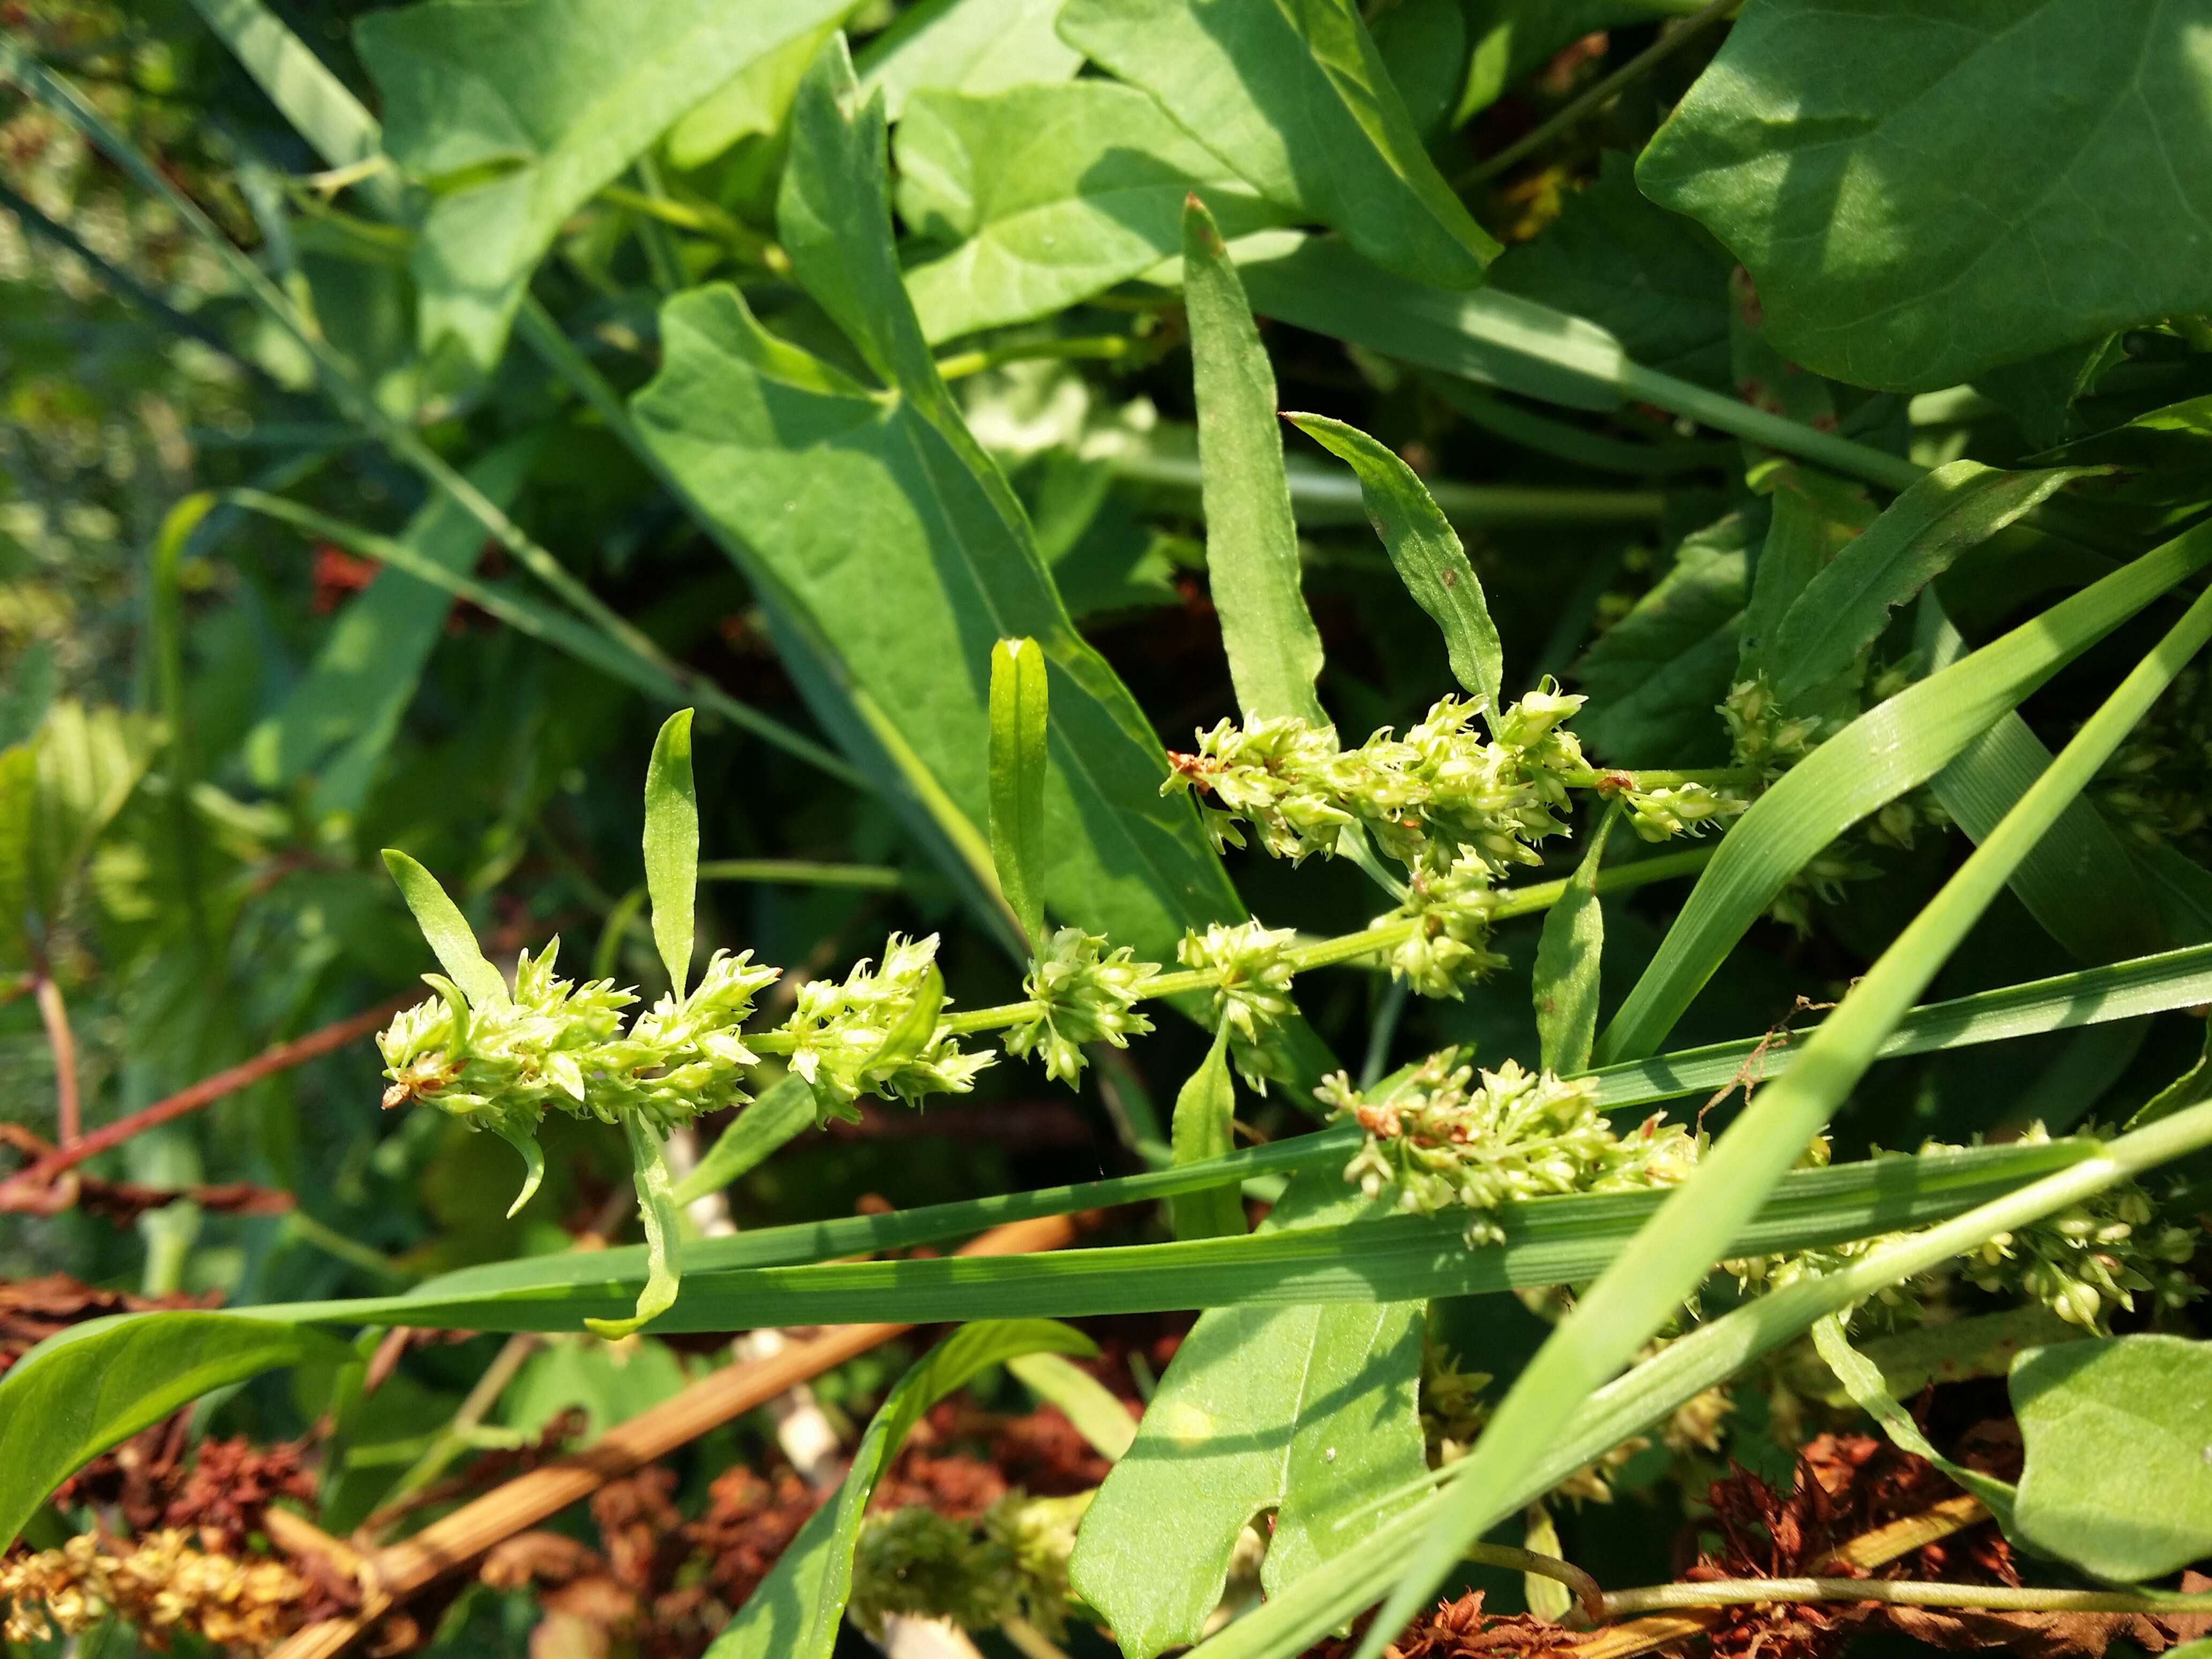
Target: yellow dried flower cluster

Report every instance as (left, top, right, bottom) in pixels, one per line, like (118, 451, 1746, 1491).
(2, 1529, 310, 1647)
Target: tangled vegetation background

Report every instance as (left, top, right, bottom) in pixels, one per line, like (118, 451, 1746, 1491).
(12, 0, 2212, 1655)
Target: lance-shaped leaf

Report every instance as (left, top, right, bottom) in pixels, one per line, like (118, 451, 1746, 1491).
(1286, 412, 1501, 712)
(354, 0, 852, 370)
(1169, 1026, 1245, 1242)
(1812, 1315, 2019, 1525)
(1070, 1177, 1425, 1659)
(584, 1115, 684, 1339)
(644, 708, 700, 998)
(670, 1072, 820, 1206)
(2013, 1334, 2212, 1581)
(1184, 195, 1326, 727)
(0, 1313, 349, 1550)
(1534, 805, 1616, 1076)
(989, 637, 1050, 947)
(1770, 462, 2101, 708)
(380, 849, 509, 1010)
(707, 1319, 1095, 1658)
(1009, 1351, 1138, 1460)
(1058, 0, 1497, 289)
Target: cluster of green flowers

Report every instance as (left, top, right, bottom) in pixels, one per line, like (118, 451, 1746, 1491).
(1000, 927, 1160, 1086)
(1727, 1129, 2199, 1334)
(2093, 663, 2212, 857)
(848, 1492, 1087, 1640)
(1163, 686, 1590, 880)
(1178, 920, 1300, 1090)
(378, 941, 779, 1147)
(1371, 853, 1506, 998)
(746, 933, 994, 1118)
(1318, 1051, 1699, 1245)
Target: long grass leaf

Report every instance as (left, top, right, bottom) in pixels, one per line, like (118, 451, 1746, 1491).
(1363, 569, 2212, 1657)
(1184, 196, 1326, 726)
(1600, 522, 2212, 1064)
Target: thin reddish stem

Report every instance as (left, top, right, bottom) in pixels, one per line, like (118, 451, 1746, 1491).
(0, 993, 407, 1197)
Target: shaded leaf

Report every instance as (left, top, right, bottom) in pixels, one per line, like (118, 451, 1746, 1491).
(1183, 195, 1325, 726)
(857, 0, 1082, 121)
(989, 637, 1051, 947)
(1637, 0, 2212, 390)
(1812, 1314, 2019, 1524)
(2014, 1334, 2212, 1581)
(1059, 0, 1498, 289)
(643, 709, 700, 998)
(1286, 412, 1502, 712)
(1573, 514, 1747, 766)
(1535, 806, 1613, 1075)
(1169, 1027, 1245, 1242)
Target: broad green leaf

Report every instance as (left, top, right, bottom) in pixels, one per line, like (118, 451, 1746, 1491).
(2014, 1335, 2212, 1581)
(1600, 524, 2212, 1065)
(1058, 0, 1498, 289)
(1194, 1097, 2212, 1659)
(212, 1137, 2093, 1334)
(1736, 467, 1873, 684)
(1009, 1351, 1138, 1460)
(244, 442, 534, 819)
(1488, 150, 1733, 387)
(643, 708, 700, 998)
(353, 0, 850, 369)
(1534, 806, 1614, 1075)
(667, 19, 844, 168)
(1284, 413, 1501, 712)
(380, 848, 510, 1010)
(1919, 599, 2166, 966)
(1183, 195, 1326, 727)
(857, 0, 1082, 120)
(707, 1320, 1094, 1658)
(1366, 563, 2212, 1657)
(1811, 1315, 2019, 1523)
(1636, 0, 2212, 392)
(632, 44, 1286, 1019)
(585, 1116, 684, 1339)
(989, 637, 1051, 947)
(1169, 1027, 1246, 1241)
(1770, 463, 2098, 709)
(1071, 1177, 1424, 1659)
(671, 1072, 824, 1206)
(897, 80, 1290, 343)
(2131, 1016, 2212, 1130)
(0, 1313, 348, 1550)
(1573, 514, 1746, 766)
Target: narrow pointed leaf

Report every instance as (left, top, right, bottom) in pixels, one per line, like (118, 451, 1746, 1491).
(584, 1116, 684, 1339)
(1169, 1025, 1246, 1241)
(643, 708, 700, 998)
(670, 1072, 820, 1206)
(1285, 412, 1502, 711)
(1184, 195, 1325, 726)
(1534, 806, 1615, 1075)
(381, 849, 509, 1010)
(1812, 1314, 2019, 1522)
(1008, 1351, 1138, 1460)
(989, 637, 1051, 947)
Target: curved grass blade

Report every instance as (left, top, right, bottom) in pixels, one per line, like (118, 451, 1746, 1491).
(1189, 1095, 2212, 1659)
(1361, 568, 2212, 1659)
(644, 709, 700, 998)
(1812, 1314, 2020, 1524)
(1284, 412, 1502, 711)
(1184, 195, 1326, 726)
(990, 637, 1051, 946)
(706, 1320, 1094, 1658)
(380, 849, 509, 1010)
(1600, 522, 2212, 1065)
(1009, 1351, 1138, 1460)
(670, 1072, 821, 1206)
(1169, 1026, 1246, 1240)
(583, 1116, 683, 1340)
(0, 1313, 350, 1550)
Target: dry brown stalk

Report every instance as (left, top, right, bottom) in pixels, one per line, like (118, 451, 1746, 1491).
(269, 1211, 1080, 1659)
(32, 975, 80, 1145)
(0, 995, 408, 1205)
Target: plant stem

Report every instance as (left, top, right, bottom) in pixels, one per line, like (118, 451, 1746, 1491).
(935, 334, 1143, 381)
(699, 859, 904, 890)
(1600, 1578, 2212, 1618)
(1460, 0, 1739, 185)
(1110, 452, 1668, 526)
(1463, 1543, 1604, 1624)
(288, 1212, 416, 1286)
(32, 975, 80, 1146)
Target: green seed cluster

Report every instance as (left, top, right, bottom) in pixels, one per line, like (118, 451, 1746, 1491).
(1371, 854, 1506, 998)
(753, 932, 995, 1118)
(848, 1492, 1087, 1640)
(1177, 920, 1300, 1091)
(1320, 1051, 1698, 1245)
(1002, 926, 1160, 1086)
(1163, 686, 1590, 880)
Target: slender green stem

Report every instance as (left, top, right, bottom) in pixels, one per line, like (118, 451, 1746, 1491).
(288, 1212, 416, 1286)
(935, 334, 1144, 381)
(1560, 765, 1759, 791)
(1600, 1579, 2212, 1618)
(1111, 452, 1668, 526)
(1459, 0, 1739, 185)
(1466, 1544, 1603, 1624)
(699, 859, 904, 890)
(595, 181, 788, 273)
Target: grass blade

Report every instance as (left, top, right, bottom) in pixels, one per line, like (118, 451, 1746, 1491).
(990, 637, 1051, 947)
(1811, 1314, 2020, 1523)
(644, 709, 700, 998)
(380, 850, 508, 1010)
(1285, 412, 1503, 711)
(1601, 522, 2212, 1064)
(1184, 195, 1326, 725)
(1363, 567, 2212, 1658)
